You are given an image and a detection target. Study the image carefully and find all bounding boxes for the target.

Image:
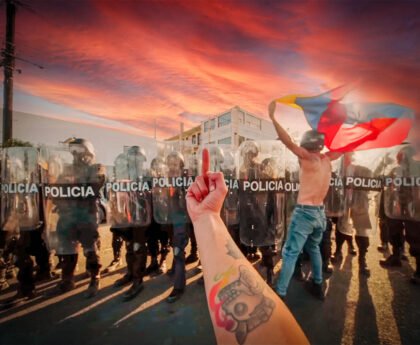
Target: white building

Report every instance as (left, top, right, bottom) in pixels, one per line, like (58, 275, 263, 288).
(201, 106, 278, 148)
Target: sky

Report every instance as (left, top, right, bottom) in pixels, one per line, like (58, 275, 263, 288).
(1, 0, 419, 141)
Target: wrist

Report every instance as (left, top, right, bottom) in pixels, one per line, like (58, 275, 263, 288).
(192, 212, 222, 229)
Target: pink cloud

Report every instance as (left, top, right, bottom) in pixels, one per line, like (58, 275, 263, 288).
(8, 0, 419, 140)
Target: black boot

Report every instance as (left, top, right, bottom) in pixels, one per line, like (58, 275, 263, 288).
(85, 278, 100, 298)
(332, 230, 346, 263)
(266, 268, 274, 287)
(186, 226, 199, 264)
(348, 240, 357, 256)
(380, 255, 402, 267)
(377, 242, 389, 253)
(358, 252, 370, 276)
(359, 257, 370, 277)
(330, 251, 343, 264)
(185, 252, 199, 264)
(123, 280, 144, 301)
(305, 279, 325, 300)
(166, 288, 184, 303)
(356, 236, 370, 276)
(145, 256, 159, 275)
(114, 274, 133, 287)
(55, 254, 77, 294)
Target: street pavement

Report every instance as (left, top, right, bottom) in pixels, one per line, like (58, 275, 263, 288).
(0, 224, 419, 345)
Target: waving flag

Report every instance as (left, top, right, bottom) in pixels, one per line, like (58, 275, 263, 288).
(276, 86, 414, 152)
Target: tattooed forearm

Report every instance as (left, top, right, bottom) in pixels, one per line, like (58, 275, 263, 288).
(209, 265, 276, 345)
(226, 238, 242, 260)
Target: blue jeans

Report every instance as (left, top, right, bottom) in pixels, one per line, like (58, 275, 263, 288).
(275, 205, 326, 296)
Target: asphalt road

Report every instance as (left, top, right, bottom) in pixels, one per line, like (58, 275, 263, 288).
(0, 224, 419, 345)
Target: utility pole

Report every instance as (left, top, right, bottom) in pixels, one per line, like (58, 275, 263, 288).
(2, 0, 16, 144)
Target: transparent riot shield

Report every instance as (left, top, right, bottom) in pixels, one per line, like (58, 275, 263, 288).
(106, 147, 152, 228)
(284, 150, 300, 230)
(40, 144, 104, 255)
(337, 150, 383, 237)
(324, 157, 345, 217)
(151, 149, 192, 225)
(198, 145, 240, 226)
(237, 141, 286, 247)
(1, 147, 41, 235)
(383, 144, 420, 221)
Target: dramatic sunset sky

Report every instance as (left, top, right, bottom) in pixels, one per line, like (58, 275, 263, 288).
(1, 0, 419, 140)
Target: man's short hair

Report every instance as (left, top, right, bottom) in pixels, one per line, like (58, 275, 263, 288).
(300, 130, 325, 152)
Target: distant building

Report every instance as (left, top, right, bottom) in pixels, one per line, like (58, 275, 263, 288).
(201, 106, 277, 148)
(165, 124, 201, 156)
(165, 106, 278, 157)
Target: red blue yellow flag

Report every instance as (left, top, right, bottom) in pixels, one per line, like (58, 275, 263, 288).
(276, 86, 414, 152)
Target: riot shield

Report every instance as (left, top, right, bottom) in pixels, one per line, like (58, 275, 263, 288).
(237, 141, 286, 247)
(383, 144, 420, 221)
(40, 144, 104, 255)
(151, 149, 192, 225)
(106, 146, 152, 228)
(284, 150, 300, 230)
(1, 147, 41, 235)
(337, 150, 383, 237)
(324, 157, 346, 217)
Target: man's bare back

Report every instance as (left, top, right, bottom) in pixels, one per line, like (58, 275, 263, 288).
(268, 100, 341, 205)
(298, 154, 332, 206)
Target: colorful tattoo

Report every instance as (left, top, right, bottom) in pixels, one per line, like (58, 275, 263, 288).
(209, 265, 275, 344)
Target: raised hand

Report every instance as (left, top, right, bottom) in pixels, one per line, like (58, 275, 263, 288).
(186, 148, 227, 223)
(268, 100, 277, 120)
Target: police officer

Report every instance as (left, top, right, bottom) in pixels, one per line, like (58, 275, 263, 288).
(380, 145, 420, 284)
(146, 156, 170, 275)
(110, 146, 150, 301)
(335, 152, 374, 276)
(1, 147, 52, 306)
(52, 138, 104, 298)
(165, 151, 190, 303)
(239, 141, 262, 262)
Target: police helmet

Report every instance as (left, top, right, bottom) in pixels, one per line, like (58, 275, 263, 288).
(300, 130, 325, 152)
(241, 140, 259, 157)
(166, 151, 185, 169)
(261, 157, 279, 178)
(209, 146, 225, 167)
(397, 144, 415, 163)
(68, 138, 96, 161)
(151, 156, 164, 169)
(127, 146, 147, 162)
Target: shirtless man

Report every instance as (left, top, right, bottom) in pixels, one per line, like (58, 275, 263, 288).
(268, 101, 342, 300)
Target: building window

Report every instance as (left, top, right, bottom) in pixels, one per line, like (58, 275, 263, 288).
(218, 137, 231, 145)
(218, 112, 231, 127)
(245, 114, 261, 129)
(197, 133, 201, 145)
(192, 135, 196, 145)
(204, 119, 216, 132)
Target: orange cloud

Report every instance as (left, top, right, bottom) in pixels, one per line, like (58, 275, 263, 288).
(9, 0, 419, 140)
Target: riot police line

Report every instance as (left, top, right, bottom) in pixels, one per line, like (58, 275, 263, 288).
(0, 139, 419, 306)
